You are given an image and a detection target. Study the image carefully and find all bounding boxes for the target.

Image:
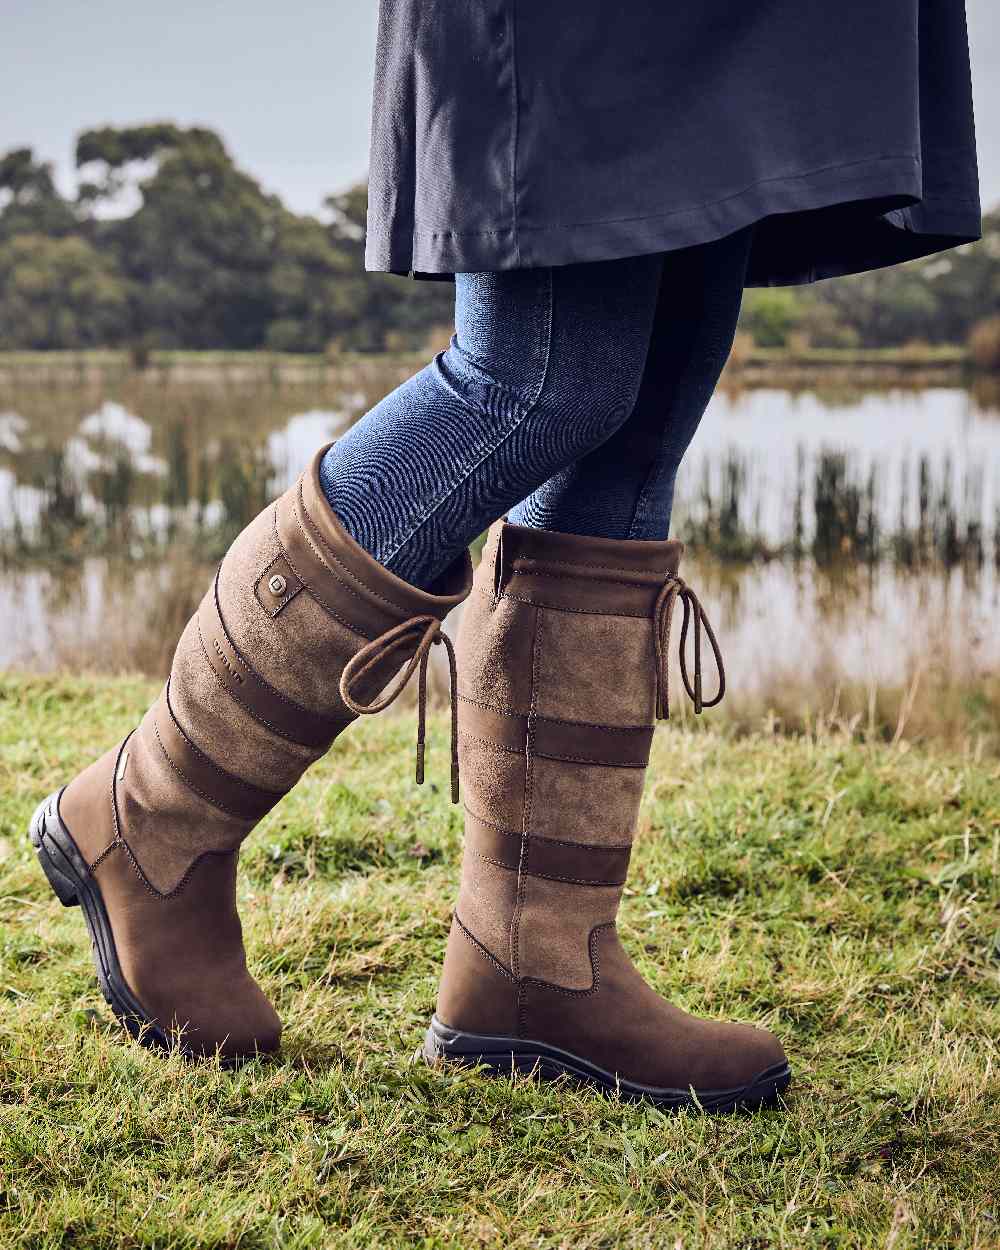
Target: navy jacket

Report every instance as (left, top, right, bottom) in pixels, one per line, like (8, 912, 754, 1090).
(365, 0, 980, 285)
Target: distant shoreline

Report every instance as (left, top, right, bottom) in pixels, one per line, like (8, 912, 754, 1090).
(0, 345, 976, 390)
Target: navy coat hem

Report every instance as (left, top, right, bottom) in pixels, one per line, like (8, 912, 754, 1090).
(365, 151, 981, 287)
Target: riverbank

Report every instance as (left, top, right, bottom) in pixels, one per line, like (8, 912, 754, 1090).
(0, 344, 977, 390)
(2, 674, 997, 1248)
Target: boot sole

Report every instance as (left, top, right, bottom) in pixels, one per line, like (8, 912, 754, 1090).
(29, 788, 182, 1059)
(424, 1014, 791, 1113)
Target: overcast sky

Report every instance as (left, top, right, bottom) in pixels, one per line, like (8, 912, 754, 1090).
(4, 0, 998, 215)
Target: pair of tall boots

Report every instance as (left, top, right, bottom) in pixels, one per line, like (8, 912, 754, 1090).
(31, 447, 788, 1109)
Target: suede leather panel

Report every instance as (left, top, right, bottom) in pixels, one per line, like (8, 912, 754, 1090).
(533, 608, 656, 726)
(155, 684, 281, 822)
(515, 876, 621, 990)
(502, 572, 663, 618)
(455, 853, 519, 970)
(528, 756, 645, 845)
(57, 742, 122, 867)
(217, 504, 372, 718)
(458, 698, 652, 768)
(457, 737, 526, 832)
(533, 718, 652, 768)
(171, 611, 320, 793)
(520, 928, 785, 1089)
(436, 916, 520, 1035)
(92, 843, 281, 1059)
(456, 591, 536, 715)
(466, 813, 630, 884)
(523, 836, 631, 886)
(495, 520, 683, 581)
(465, 812, 521, 871)
(120, 705, 256, 894)
(202, 580, 342, 748)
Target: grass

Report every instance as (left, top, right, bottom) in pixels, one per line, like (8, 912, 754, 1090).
(1, 673, 998, 1249)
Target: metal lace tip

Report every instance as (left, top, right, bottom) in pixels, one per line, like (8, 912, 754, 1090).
(415, 742, 425, 786)
(450, 762, 460, 805)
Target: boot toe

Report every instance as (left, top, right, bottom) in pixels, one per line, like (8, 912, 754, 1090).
(725, 1022, 788, 1088)
(681, 1018, 787, 1092)
(134, 967, 282, 1061)
(179, 981, 282, 1062)
(215, 1009, 282, 1062)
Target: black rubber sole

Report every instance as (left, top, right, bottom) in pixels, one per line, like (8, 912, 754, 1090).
(424, 1014, 791, 1113)
(29, 789, 177, 1056)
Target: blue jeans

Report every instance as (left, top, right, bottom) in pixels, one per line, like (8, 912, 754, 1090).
(321, 226, 753, 590)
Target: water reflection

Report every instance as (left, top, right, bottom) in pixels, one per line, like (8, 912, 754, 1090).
(1, 369, 998, 738)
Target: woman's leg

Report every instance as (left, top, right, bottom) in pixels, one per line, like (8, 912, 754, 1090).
(509, 224, 754, 540)
(320, 252, 666, 590)
(425, 224, 788, 1112)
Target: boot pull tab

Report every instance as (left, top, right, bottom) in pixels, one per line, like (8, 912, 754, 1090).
(653, 574, 726, 720)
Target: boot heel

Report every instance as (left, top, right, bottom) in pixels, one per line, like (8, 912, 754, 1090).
(29, 791, 82, 908)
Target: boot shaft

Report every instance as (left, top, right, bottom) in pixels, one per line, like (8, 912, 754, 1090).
(61, 446, 473, 891)
(454, 520, 684, 988)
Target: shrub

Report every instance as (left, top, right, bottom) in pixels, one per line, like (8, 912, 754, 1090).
(968, 315, 1000, 372)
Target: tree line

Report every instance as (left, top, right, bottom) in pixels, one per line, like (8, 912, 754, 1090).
(0, 124, 996, 355)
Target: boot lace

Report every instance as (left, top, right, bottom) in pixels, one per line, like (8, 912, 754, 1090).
(339, 616, 460, 803)
(653, 573, 725, 719)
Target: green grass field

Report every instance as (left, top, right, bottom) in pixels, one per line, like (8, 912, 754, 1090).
(1, 674, 998, 1249)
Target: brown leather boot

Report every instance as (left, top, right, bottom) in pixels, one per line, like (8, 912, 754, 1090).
(30, 446, 471, 1061)
(425, 520, 789, 1111)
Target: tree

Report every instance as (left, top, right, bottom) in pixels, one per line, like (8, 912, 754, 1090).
(77, 125, 283, 348)
(3, 122, 991, 354)
(0, 233, 131, 348)
(0, 149, 79, 241)
(740, 288, 802, 347)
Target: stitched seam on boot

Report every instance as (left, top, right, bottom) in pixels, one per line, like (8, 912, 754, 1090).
(158, 684, 281, 815)
(510, 605, 540, 980)
(459, 694, 652, 733)
(196, 614, 332, 749)
(519, 923, 614, 1012)
(103, 839, 238, 902)
(454, 912, 516, 981)
(152, 720, 260, 824)
(505, 570, 658, 589)
(277, 508, 378, 641)
(473, 850, 625, 887)
(88, 838, 121, 874)
(457, 733, 523, 756)
(535, 751, 647, 767)
(64, 750, 123, 875)
(295, 482, 427, 619)
(106, 730, 128, 850)
(499, 593, 648, 619)
(458, 731, 647, 769)
(465, 805, 633, 851)
(512, 558, 670, 576)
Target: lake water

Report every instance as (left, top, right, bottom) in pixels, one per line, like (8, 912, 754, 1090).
(1, 366, 997, 717)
